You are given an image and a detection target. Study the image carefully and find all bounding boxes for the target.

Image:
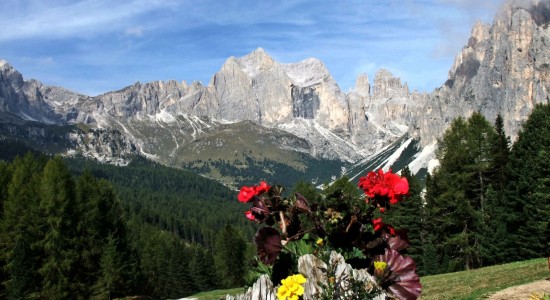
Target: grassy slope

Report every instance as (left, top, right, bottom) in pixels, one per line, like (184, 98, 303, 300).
(421, 258, 549, 299)
(188, 258, 549, 300)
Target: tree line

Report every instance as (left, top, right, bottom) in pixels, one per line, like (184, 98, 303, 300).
(0, 154, 253, 299)
(387, 104, 550, 275)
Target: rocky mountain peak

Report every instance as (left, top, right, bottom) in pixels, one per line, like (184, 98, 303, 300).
(354, 74, 370, 97)
(237, 47, 277, 77)
(282, 58, 330, 87)
(372, 69, 409, 99)
(500, 0, 550, 26)
(0, 59, 11, 69)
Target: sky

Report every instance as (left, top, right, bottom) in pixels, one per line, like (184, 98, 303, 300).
(0, 0, 505, 96)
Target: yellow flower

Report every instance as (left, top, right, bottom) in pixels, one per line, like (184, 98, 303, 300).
(316, 238, 324, 246)
(373, 261, 387, 272)
(373, 261, 387, 278)
(277, 274, 307, 300)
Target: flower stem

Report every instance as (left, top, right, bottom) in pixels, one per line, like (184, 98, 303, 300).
(279, 210, 287, 236)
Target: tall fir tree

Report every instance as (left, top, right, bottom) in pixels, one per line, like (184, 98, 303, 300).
(505, 103, 550, 260)
(1, 153, 46, 299)
(92, 234, 126, 300)
(38, 156, 78, 300)
(214, 224, 248, 288)
(478, 114, 511, 264)
(426, 113, 498, 272)
(489, 114, 511, 191)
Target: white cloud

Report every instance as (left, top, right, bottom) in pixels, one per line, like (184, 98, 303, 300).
(0, 0, 171, 41)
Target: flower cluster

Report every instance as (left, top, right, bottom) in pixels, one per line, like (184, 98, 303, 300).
(358, 169, 409, 208)
(276, 274, 307, 300)
(238, 169, 421, 300)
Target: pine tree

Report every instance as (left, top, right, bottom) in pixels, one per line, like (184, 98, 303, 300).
(92, 234, 126, 300)
(505, 104, 550, 260)
(214, 224, 247, 288)
(38, 156, 78, 299)
(190, 246, 217, 292)
(489, 114, 510, 192)
(1, 154, 46, 299)
(427, 113, 498, 272)
(165, 241, 193, 298)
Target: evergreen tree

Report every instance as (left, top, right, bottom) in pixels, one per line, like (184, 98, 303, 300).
(165, 242, 193, 298)
(214, 224, 248, 288)
(1, 153, 46, 299)
(505, 104, 550, 260)
(92, 234, 126, 300)
(190, 246, 217, 292)
(489, 114, 510, 192)
(38, 156, 78, 299)
(426, 113, 498, 272)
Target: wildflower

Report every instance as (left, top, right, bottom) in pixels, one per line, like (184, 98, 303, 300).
(277, 274, 307, 300)
(316, 238, 324, 246)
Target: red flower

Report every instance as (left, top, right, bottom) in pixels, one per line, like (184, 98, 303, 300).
(372, 218, 396, 235)
(372, 218, 383, 231)
(238, 181, 271, 203)
(255, 181, 271, 195)
(358, 169, 409, 204)
(244, 210, 255, 220)
(238, 186, 256, 203)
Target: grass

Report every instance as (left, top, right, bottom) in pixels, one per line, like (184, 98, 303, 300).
(420, 257, 549, 299)
(187, 258, 549, 300)
(185, 287, 245, 300)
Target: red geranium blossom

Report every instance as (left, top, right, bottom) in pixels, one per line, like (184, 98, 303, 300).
(238, 186, 257, 202)
(238, 181, 272, 203)
(255, 181, 271, 194)
(358, 169, 409, 204)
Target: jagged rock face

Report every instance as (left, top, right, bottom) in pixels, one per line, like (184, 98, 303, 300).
(1, 0, 549, 169)
(208, 49, 351, 134)
(0, 61, 61, 123)
(415, 0, 550, 145)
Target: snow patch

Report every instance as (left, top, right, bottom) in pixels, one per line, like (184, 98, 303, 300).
(19, 112, 39, 122)
(379, 138, 413, 171)
(408, 140, 438, 175)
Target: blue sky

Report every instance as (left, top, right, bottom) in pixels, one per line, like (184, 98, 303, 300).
(0, 0, 504, 96)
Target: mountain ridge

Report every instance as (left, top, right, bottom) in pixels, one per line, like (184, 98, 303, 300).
(1, 0, 549, 186)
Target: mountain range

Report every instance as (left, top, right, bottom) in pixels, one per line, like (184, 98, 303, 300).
(1, 0, 549, 188)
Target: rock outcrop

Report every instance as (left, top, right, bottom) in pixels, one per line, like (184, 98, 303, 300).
(0, 0, 548, 170)
(414, 0, 550, 145)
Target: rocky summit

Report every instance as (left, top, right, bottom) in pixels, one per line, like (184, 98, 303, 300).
(1, 0, 549, 185)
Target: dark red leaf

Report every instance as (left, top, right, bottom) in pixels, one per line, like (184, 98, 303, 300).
(254, 227, 282, 265)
